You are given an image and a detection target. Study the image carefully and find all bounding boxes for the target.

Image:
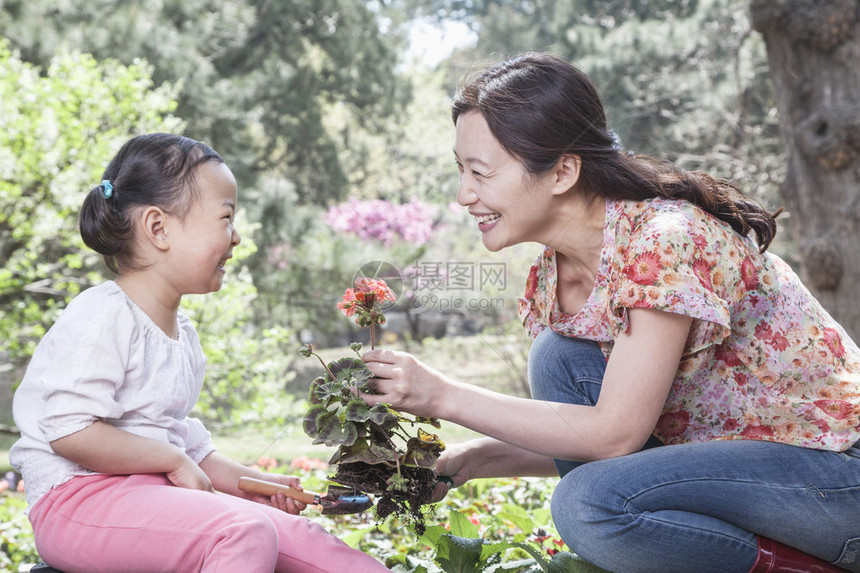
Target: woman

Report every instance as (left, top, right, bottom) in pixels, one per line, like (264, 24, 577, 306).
(361, 53, 860, 572)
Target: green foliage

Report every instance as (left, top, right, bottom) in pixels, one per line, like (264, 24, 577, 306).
(0, 456, 606, 572)
(244, 458, 609, 572)
(300, 346, 444, 487)
(0, 0, 411, 204)
(433, 0, 783, 212)
(0, 40, 297, 432)
(0, 493, 39, 572)
(0, 38, 181, 364)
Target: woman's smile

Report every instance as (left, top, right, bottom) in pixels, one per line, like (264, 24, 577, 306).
(472, 211, 501, 232)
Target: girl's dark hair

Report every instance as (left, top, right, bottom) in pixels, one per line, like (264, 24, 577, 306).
(80, 133, 223, 273)
(452, 53, 779, 252)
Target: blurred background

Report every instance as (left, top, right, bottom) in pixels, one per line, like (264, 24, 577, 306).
(1, 0, 855, 452)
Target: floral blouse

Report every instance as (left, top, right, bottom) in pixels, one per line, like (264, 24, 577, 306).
(518, 198, 860, 451)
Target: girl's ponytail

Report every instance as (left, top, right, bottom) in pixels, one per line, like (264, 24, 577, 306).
(80, 180, 132, 274)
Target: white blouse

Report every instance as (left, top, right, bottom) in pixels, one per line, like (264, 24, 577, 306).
(10, 281, 215, 508)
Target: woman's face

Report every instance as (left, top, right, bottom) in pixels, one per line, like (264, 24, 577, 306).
(454, 111, 556, 252)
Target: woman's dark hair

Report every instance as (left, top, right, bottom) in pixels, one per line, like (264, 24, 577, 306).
(452, 53, 779, 252)
(80, 133, 223, 273)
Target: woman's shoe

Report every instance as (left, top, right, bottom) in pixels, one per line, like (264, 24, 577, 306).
(750, 535, 846, 572)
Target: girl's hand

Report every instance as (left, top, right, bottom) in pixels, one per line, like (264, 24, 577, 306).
(361, 349, 447, 418)
(243, 473, 307, 515)
(166, 456, 215, 492)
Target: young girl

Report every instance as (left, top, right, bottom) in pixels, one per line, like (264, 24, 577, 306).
(10, 133, 388, 573)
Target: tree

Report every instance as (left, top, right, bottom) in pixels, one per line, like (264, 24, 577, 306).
(426, 0, 784, 207)
(0, 40, 181, 363)
(0, 0, 410, 205)
(751, 0, 860, 339)
(0, 41, 298, 429)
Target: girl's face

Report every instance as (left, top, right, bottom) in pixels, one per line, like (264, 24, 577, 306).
(454, 111, 556, 252)
(168, 161, 241, 295)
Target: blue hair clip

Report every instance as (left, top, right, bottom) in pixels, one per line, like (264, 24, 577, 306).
(101, 180, 113, 199)
(608, 129, 623, 152)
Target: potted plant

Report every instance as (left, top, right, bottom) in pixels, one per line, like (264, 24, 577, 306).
(300, 278, 444, 533)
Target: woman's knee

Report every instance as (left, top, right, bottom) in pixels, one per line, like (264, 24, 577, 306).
(550, 462, 624, 557)
(528, 329, 606, 404)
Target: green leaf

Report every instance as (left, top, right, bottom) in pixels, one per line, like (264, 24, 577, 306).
(448, 511, 480, 539)
(498, 503, 536, 535)
(337, 437, 397, 465)
(419, 524, 450, 551)
(367, 403, 398, 427)
(403, 436, 444, 468)
(488, 559, 541, 572)
(327, 357, 373, 388)
(477, 540, 518, 566)
(307, 409, 358, 448)
(339, 525, 376, 549)
(345, 399, 372, 422)
(307, 376, 327, 405)
(493, 543, 550, 572)
(435, 535, 484, 573)
(367, 439, 399, 464)
(547, 552, 608, 573)
(302, 404, 330, 438)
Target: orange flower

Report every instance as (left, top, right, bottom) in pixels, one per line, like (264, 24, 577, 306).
(354, 278, 396, 302)
(337, 278, 396, 327)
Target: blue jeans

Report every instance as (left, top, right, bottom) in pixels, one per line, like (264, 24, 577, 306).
(528, 328, 860, 572)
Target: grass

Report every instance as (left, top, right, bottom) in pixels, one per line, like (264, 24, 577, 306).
(213, 421, 484, 467)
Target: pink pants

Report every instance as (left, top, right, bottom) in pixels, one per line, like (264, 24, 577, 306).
(29, 473, 389, 573)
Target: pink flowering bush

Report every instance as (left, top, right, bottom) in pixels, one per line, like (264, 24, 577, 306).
(324, 198, 435, 246)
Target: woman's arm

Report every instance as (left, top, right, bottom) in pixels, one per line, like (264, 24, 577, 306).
(364, 308, 692, 463)
(436, 437, 558, 486)
(50, 420, 213, 491)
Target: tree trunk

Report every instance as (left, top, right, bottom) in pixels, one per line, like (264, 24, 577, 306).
(750, 0, 860, 340)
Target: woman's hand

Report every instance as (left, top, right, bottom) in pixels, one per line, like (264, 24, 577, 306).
(361, 349, 448, 418)
(429, 446, 473, 503)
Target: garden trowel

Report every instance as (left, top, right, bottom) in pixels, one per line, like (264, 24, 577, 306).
(238, 476, 373, 515)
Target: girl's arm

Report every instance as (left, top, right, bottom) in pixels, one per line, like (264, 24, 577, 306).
(198, 451, 306, 515)
(363, 308, 692, 463)
(50, 420, 213, 491)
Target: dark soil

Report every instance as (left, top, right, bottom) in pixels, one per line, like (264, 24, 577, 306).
(331, 461, 437, 535)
